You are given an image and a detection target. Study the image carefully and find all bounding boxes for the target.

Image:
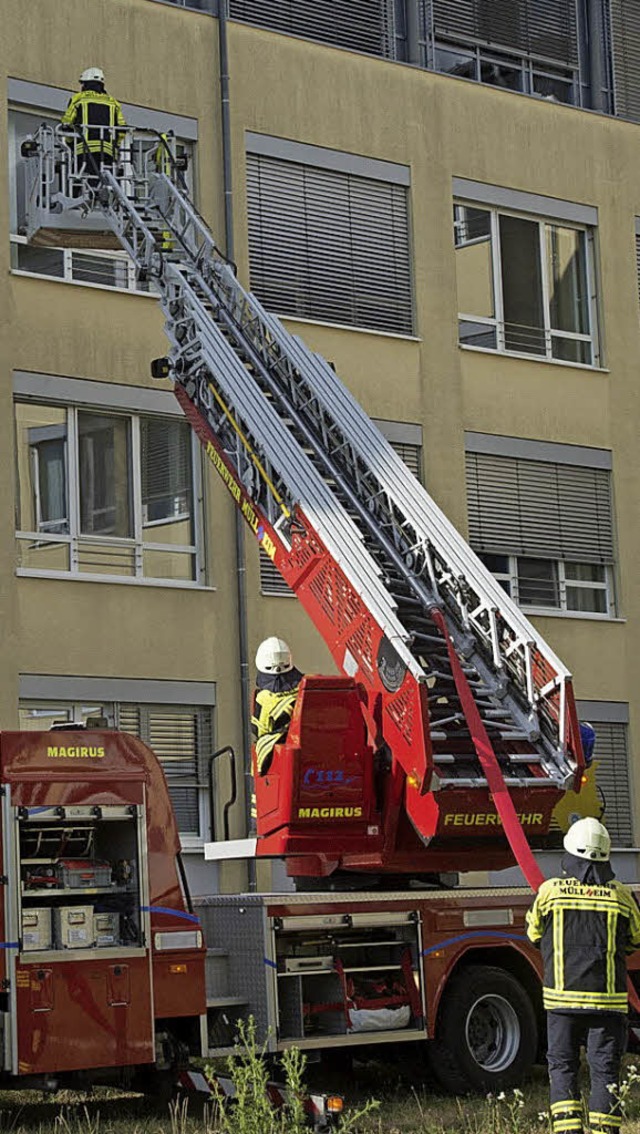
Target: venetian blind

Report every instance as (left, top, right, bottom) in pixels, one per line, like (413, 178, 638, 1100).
(610, 0, 640, 122)
(247, 153, 413, 335)
(229, 0, 397, 58)
(118, 703, 213, 836)
(593, 721, 633, 847)
(465, 452, 614, 564)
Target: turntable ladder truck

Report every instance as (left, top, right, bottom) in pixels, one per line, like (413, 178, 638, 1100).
(16, 125, 626, 1093)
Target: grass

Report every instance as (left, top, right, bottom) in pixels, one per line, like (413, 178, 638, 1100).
(1, 1053, 640, 1132)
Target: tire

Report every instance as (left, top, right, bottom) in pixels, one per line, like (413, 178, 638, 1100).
(428, 964, 537, 1094)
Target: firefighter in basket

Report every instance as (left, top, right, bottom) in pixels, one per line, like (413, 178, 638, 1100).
(60, 67, 126, 186)
(251, 637, 303, 777)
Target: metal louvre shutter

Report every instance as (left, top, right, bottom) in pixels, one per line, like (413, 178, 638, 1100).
(431, 0, 578, 65)
(465, 452, 614, 564)
(229, 0, 395, 57)
(594, 722, 633, 847)
(390, 440, 422, 481)
(118, 703, 213, 836)
(610, 0, 640, 121)
(636, 232, 640, 303)
(247, 153, 413, 335)
(260, 548, 293, 596)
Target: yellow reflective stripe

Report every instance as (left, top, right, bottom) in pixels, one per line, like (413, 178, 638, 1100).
(554, 906, 564, 991)
(543, 991, 628, 1010)
(544, 987, 627, 1002)
(590, 1112, 621, 1123)
(551, 1100, 582, 1114)
(607, 909, 616, 995)
(552, 899, 631, 914)
(552, 1120, 583, 1132)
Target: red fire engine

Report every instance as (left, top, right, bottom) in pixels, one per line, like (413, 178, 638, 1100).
(13, 122, 638, 1096)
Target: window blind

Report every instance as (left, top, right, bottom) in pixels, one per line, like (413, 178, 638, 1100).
(592, 721, 633, 847)
(465, 452, 614, 564)
(636, 232, 640, 303)
(431, 0, 579, 66)
(118, 703, 213, 836)
(247, 153, 413, 335)
(141, 418, 192, 516)
(230, 0, 397, 58)
(610, 0, 640, 122)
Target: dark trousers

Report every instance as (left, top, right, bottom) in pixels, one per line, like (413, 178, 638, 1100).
(547, 1011, 627, 1132)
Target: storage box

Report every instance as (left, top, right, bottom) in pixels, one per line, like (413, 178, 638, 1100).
(94, 911, 119, 947)
(57, 860, 113, 889)
(54, 906, 95, 949)
(22, 907, 52, 951)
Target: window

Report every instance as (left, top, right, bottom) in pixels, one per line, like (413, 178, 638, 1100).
(465, 439, 615, 617)
(454, 201, 599, 364)
(230, 0, 406, 60)
(259, 418, 422, 595)
(478, 553, 611, 615)
(429, 0, 584, 105)
(15, 401, 202, 584)
(247, 148, 413, 335)
(8, 107, 192, 293)
(18, 694, 214, 842)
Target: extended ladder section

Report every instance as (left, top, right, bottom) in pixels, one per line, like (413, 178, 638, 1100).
(22, 126, 584, 863)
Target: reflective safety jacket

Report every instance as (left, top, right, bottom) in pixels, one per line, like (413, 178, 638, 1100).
(61, 90, 126, 158)
(251, 683, 301, 776)
(526, 875, 640, 1012)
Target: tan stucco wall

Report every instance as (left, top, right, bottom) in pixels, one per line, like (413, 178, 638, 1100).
(1, 1, 640, 869)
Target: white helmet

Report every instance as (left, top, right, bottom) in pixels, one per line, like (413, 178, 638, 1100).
(256, 637, 293, 675)
(80, 67, 105, 84)
(563, 817, 611, 862)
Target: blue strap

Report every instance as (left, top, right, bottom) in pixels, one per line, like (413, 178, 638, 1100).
(263, 957, 278, 969)
(0, 942, 19, 950)
(141, 905, 200, 925)
(423, 930, 528, 956)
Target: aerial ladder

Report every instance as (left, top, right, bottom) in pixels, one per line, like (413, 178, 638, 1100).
(21, 126, 585, 888)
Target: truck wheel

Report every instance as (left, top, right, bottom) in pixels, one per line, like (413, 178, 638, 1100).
(429, 964, 537, 1094)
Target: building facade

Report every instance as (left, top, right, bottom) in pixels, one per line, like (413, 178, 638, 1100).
(2, 0, 640, 891)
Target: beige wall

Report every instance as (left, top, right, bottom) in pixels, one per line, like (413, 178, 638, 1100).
(1, 1, 640, 868)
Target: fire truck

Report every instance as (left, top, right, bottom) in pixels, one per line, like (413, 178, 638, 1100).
(13, 124, 639, 1096)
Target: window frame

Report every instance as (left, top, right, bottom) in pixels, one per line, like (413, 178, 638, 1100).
(454, 200, 601, 367)
(15, 399, 206, 589)
(480, 553, 615, 619)
(246, 136, 414, 337)
(433, 36, 580, 104)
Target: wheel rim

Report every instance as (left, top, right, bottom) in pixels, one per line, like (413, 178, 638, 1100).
(464, 993, 521, 1073)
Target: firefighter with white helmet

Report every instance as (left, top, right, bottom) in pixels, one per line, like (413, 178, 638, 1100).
(251, 638, 303, 775)
(527, 817, 640, 1134)
(61, 67, 126, 182)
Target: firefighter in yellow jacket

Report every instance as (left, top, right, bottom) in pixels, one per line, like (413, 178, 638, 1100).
(61, 67, 126, 181)
(527, 818, 640, 1134)
(251, 638, 303, 776)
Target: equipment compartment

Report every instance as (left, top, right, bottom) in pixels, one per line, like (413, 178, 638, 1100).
(15, 805, 146, 956)
(273, 910, 425, 1043)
